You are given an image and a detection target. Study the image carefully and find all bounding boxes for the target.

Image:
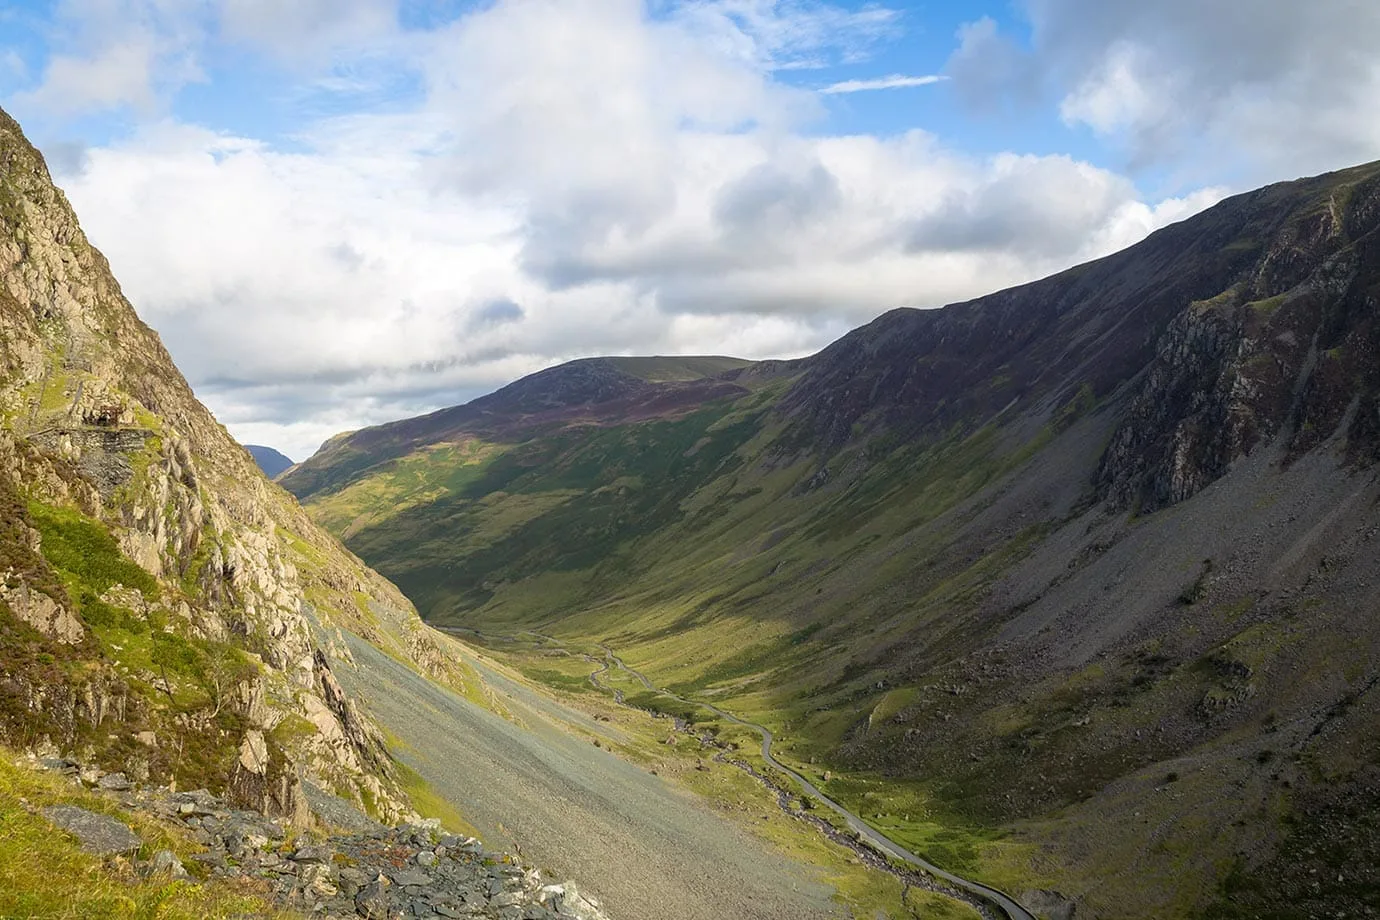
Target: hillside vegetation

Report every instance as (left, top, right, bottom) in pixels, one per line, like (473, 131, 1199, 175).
(0, 749, 293, 920)
(0, 104, 472, 836)
(287, 159, 1380, 918)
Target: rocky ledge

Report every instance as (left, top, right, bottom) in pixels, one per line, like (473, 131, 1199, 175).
(25, 755, 610, 920)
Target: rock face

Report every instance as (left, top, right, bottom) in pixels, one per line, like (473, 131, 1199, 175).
(0, 576, 84, 643)
(778, 162, 1380, 513)
(0, 106, 463, 826)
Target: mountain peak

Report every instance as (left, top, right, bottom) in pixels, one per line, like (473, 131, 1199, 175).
(245, 444, 294, 479)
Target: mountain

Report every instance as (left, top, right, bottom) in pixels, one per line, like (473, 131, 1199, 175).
(0, 107, 469, 829)
(286, 159, 1380, 918)
(246, 444, 294, 479)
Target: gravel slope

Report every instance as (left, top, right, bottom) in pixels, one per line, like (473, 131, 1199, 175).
(333, 633, 841, 920)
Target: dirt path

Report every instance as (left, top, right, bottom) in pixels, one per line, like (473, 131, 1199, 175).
(332, 632, 842, 920)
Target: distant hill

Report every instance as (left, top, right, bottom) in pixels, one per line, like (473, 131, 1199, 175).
(280, 355, 764, 500)
(285, 159, 1380, 918)
(245, 444, 294, 478)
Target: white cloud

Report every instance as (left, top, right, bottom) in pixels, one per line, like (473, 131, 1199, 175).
(13, 0, 210, 116)
(950, 0, 1380, 181)
(37, 0, 1223, 458)
(820, 73, 945, 94)
(21, 40, 162, 114)
(217, 0, 400, 61)
(1058, 42, 1159, 135)
(673, 0, 903, 70)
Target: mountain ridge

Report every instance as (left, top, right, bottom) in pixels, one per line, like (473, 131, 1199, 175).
(246, 444, 294, 479)
(286, 155, 1380, 918)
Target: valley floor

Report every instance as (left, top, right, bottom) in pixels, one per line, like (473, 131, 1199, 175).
(332, 630, 846, 920)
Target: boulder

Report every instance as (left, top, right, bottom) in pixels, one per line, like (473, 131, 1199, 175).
(145, 849, 189, 880)
(97, 772, 131, 792)
(41, 805, 141, 855)
(354, 876, 392, 920)
(237, 730, 269, 776)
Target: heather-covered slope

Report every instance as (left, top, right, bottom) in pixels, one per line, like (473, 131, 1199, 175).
(289, 158, 1380, 918)
(0, 106, 468, 828)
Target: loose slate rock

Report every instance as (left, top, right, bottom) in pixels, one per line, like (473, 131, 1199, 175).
(41, 805, 142, 855)
(97, 772, 132, 792)
(391, 868, 433, 888)
(355, 877, 392, 920)
(146, 849, 189, 879)
(292, 843, 333, 864)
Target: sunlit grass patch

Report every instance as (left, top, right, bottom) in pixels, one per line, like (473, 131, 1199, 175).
(0, 751, 294, 920)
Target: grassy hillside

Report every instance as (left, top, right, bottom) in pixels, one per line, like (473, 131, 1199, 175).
(603, 355, 754, 382)
(0, 750, 293, 920)
(289, 160, 1380, 918)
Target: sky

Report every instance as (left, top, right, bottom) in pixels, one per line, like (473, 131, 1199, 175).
(3, 1, 1379, 460)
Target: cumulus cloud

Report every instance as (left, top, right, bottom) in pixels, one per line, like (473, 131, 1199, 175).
(30, 0, 1236, 458)
(13, 0, 210, 116)
(907, 154, 1148, 258)
(948, 0, 1380, 181)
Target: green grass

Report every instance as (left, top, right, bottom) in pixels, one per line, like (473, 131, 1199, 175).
(11, 497, 273, 793)
(0, 750, 295, 920)
(602, 356, 753, 383)
(393, 760, 482, 839)
(27, 502, 158, 599)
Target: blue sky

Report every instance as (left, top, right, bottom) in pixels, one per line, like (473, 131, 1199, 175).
(2, 0, 1378, 458)
(2, 3, 1095, 174)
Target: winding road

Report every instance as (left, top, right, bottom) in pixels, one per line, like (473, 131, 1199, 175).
(588, 643, 1036, 920)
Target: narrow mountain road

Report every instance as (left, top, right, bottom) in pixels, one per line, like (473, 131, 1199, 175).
(334, 630, 842, 920)
(590, 643, 1036, 920)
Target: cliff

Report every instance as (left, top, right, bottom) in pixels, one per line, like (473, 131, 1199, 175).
(0, 106, 460, 827)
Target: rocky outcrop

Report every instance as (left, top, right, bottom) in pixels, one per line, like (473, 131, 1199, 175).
(776, 162, 1380, 515)
(0, 105, 445, 828)
(28, 754, 612, 920)
(0, 574, 83, 643)
(40, 803, 142, 855)
(1097, 179, 1380, 510)
(313, 649, 391, 776)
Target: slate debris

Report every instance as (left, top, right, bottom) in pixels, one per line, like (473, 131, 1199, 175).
(28, 757, 611, 920)
(39, 804, 142, 855)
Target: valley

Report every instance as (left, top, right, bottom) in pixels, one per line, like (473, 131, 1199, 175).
(5, 66, 1380, 918)
(510, 631, 1035, 919)
(332, 623, 985, 920)
(285, 160, 1380, 918)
